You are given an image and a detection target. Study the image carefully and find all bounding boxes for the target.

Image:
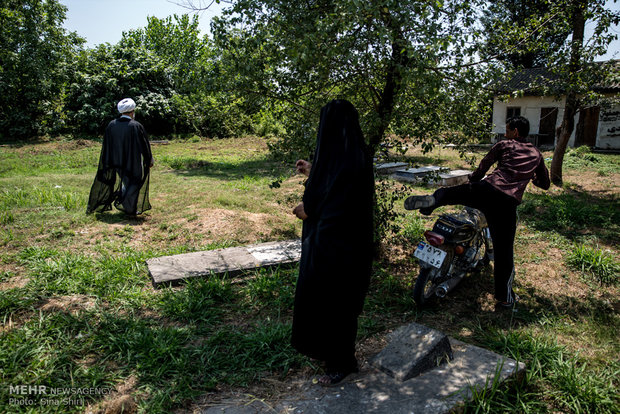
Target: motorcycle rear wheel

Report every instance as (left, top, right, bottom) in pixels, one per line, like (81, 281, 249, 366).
(413, 267, 437, 307)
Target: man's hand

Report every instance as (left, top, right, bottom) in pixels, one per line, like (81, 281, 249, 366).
(295, 159, 311, 177)
(293, 202, 308, 220)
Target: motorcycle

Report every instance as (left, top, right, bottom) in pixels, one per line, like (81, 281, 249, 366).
(412, 206, 494, 306)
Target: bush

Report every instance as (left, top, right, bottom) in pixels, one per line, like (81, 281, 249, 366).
(400, 213, 426, 244)
(567, 243, 619, 285)
(64, 44, 177, 136)
(253, 110, 286, 138)
(567, 146, 600, 164)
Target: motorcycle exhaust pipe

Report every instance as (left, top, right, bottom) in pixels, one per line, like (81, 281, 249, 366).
(436, 284, 448, 298)
(435, 276, 464, 298)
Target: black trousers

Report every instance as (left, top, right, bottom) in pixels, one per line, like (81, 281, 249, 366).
(432, 181, 518, 303)
(120, 175, 141, 215)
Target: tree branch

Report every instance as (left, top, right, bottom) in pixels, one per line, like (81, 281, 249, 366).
(169, 0, 232, 11)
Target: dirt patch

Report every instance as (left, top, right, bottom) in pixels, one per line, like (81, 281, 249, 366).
(58, 139, 97, 151)
(0, 311, 32, 334)
(0, 271, 28, 290)
(171, 207, 294, 244)
(76, 207, 297, 253)
(87, 375, 139, 414)
(563, 169, 619, 197)
(11, 139, 97, 155)
(39, 295, 97, 314)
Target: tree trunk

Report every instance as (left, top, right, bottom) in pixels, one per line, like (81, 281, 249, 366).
(367, 57, 400, 155)
(550, 0, 587, 186)
(367, 12, 410, 156)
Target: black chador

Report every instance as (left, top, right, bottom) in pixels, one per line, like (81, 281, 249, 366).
(291, 100, 374, 375)
(86, 117, 152, 215)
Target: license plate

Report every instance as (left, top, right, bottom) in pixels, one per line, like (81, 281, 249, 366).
(414, 242, 447, 268)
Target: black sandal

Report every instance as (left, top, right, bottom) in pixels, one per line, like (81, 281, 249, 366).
(318, 371, 350, 387)
(317, 367, 359, 387)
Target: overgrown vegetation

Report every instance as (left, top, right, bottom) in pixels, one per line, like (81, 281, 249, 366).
(0, 139, 618, 413)
(567, 243, 619, 286)
(3, 0, 618, 184)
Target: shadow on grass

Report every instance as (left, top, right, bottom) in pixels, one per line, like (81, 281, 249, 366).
(519, 285, 618, 328)
(519, 188, 620, 245)
(393, 262, 618, 343)
(92, 211, 148, 225)
(164, 157, 290, 181)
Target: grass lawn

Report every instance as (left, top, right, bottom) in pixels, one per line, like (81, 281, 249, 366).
(0, 136, 618, 413)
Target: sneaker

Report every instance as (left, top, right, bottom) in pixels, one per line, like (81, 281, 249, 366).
(404, 195, 435, 211)
(496, 301, 515, 309)
(495, 294, 520, 310)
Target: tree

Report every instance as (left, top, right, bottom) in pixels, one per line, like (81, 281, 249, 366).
(182, 0, 495, 160)
(483, 0, 618, 186)
(550, 0, 587, 186)
(180, 0, 617, 187)
(119, 14, 256, 138)
(479, 0, 572, 68)
(122, 14, 211, 95)
(64, 43, 177, 135)
(546, 0, 618, 185)
(0, 0, 83, 140)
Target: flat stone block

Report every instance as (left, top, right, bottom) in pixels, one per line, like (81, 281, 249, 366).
(391, 166, 445, 183)
(147, 239, 301, 287)
(206, 331, 526, 414)
(396, 165, 444, 176)
(372, 322, 453, 381)
(392, 167, 471, 187)
(247, 240, 301, 265)
(438, 169, 471, 186)
(375, 162, 409, 174)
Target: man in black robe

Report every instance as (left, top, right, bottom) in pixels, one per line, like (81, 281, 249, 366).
(292, 99, 374, 386)
(87, 98, 154, 216)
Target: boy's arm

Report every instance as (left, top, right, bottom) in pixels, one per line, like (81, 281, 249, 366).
(532, 156, 550, 189)
(469, 142, 501, 182)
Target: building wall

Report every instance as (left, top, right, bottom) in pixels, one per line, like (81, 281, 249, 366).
(492, 95, 620, 149)
(596, 103, 620, 149)
(492, 96, 571, 144)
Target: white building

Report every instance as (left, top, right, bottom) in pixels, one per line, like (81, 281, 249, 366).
(491, 64, 620, 149)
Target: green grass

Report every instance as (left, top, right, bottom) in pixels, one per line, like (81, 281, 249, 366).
(0, 139, 618, 412)
(567, 243, 619, 286)
(564, 146, 620, 176)
(465, 330, 620, 413)
(520, 192, 619, 234)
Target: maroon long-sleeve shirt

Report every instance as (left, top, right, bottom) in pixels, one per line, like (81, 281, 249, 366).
(469, 138, 550, 203)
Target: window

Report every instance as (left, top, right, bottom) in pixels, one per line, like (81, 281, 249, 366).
(506, 107, 521, 121)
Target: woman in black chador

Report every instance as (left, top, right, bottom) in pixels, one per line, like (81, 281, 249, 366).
(292, 99, 374, 386)
(86, 98, 153, 216)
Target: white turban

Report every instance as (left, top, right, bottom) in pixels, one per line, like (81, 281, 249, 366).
(117, 98, 136, 114)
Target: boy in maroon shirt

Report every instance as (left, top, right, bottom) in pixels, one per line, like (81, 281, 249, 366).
(405, 116, 550, 309)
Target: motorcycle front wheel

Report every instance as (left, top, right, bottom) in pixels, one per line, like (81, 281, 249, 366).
(413, 267, 437, 307)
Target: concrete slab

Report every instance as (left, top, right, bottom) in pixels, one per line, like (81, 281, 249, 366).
(391, 166, 445, 183)
(199, 335, 525, 414)
(372, 323, 453, 382)
(375, 162, 409, 175)
(391, 166, 471, 187)
(438, 169, 471, 186)
(147, 240, 301, 287)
